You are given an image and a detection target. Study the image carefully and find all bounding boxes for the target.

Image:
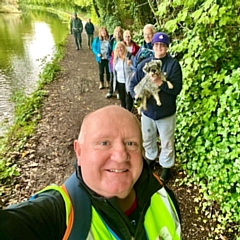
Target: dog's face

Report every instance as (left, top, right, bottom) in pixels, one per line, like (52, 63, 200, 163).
(142, 60, 162, 79)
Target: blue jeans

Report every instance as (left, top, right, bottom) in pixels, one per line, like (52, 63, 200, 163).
(141, 113, 176, 168)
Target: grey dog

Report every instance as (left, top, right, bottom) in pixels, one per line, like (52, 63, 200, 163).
(134, 60, 173, 115)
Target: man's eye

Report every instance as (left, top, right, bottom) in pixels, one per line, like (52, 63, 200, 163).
(100, 141, 108, 146)
(126, 142, 138, 149)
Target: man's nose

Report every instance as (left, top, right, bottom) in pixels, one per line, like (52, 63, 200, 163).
(110, 143, 129, 162)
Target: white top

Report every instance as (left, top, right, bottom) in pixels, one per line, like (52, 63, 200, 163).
(100, 40, 108, 59)
(126, 46, 132, 53)
(115, 59, 126, 83)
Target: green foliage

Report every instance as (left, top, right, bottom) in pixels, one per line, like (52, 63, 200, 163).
(100, 15, 121, 34)
(154, 0, 240, 236)
(0, 137, 19, 182)
(0, 158, 19, 182)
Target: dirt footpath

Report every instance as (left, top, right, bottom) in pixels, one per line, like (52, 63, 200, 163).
(1, 33, 235, 240)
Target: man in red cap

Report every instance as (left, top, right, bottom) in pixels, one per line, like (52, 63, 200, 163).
(130, 32, 183, 183)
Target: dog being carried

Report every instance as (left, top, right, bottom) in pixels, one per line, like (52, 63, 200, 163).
(134, 59, 173, 115)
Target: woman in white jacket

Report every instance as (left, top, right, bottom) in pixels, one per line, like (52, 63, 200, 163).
(113, 42, 133, 111)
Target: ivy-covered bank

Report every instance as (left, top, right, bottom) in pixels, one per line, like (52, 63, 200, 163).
(2, 0, 240, 238)
(164, 2, 240, 236)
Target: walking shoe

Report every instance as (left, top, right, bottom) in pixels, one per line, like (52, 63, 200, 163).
(76, 47, 80, 50)
(146, 159, 157, 169)
(105, 93, 112, 98)
(117, 94, 120, 100)
(160, 168, 170, 184)
(99, 82, 104, 90)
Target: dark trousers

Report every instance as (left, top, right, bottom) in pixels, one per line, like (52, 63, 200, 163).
(73, 31, 82, 49)
(108, 72, 114, 94)
(98, 60, 110, 83)
(87, 34, 94, 48)
(117, 82, 133, 111)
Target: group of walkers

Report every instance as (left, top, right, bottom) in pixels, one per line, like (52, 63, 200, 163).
(70, 14, 183, 184)
(0, 14, 183, 240)
(70, 13, 94, 50)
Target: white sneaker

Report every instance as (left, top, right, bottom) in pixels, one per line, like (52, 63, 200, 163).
(105, 93, 112, 98)
(99, 82, 104, 89)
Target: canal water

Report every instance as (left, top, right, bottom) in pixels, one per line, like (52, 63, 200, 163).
(0, 10, 68, 136)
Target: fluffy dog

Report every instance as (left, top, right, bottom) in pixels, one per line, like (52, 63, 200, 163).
(134, 60, 173, 114)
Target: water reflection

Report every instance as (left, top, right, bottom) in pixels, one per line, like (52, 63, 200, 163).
(0, 11, 68, 136)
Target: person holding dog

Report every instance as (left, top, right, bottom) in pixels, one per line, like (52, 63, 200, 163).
(0, 106, 182, 240)
(130, 32, 183, 183)
(113, 42, 134, 111)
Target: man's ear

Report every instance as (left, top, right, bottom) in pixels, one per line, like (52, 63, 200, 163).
(74, 140, 82, 166)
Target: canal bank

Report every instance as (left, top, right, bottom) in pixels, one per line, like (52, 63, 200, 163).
(0, 10, 69, 136)
(0, 32, 119, 207)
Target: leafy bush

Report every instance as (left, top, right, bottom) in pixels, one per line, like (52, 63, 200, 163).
(154, 0, 240, 236)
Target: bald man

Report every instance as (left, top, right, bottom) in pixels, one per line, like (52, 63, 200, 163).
(0, 106, 181, 240)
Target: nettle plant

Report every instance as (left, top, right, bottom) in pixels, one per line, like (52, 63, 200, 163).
(156, 0, 240, 234)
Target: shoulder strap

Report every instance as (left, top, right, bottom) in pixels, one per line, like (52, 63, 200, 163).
(64, 172, 92, 240)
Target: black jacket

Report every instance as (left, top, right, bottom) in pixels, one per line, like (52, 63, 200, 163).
(0, 161, 180, 240)
(85, 22, 94, 34)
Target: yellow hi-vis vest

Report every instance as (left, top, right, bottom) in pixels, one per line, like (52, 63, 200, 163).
(37, 179, 181, 239)
(89, 187, 181, 240)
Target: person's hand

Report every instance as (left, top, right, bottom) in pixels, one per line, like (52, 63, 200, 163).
(97, 53, 102, 57)
(151, 75, 163, 87)
(127, 59, 131, 66)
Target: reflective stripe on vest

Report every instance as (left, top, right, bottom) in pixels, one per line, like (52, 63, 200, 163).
(35, 179, 181, 239)
(88, 189, 181, 240)
(145, 188, 181, 239)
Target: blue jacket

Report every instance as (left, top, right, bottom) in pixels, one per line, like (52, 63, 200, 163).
(131, 41, 154, 72)
(92, 37, 101, 63)
(130, 54, 183, 120)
